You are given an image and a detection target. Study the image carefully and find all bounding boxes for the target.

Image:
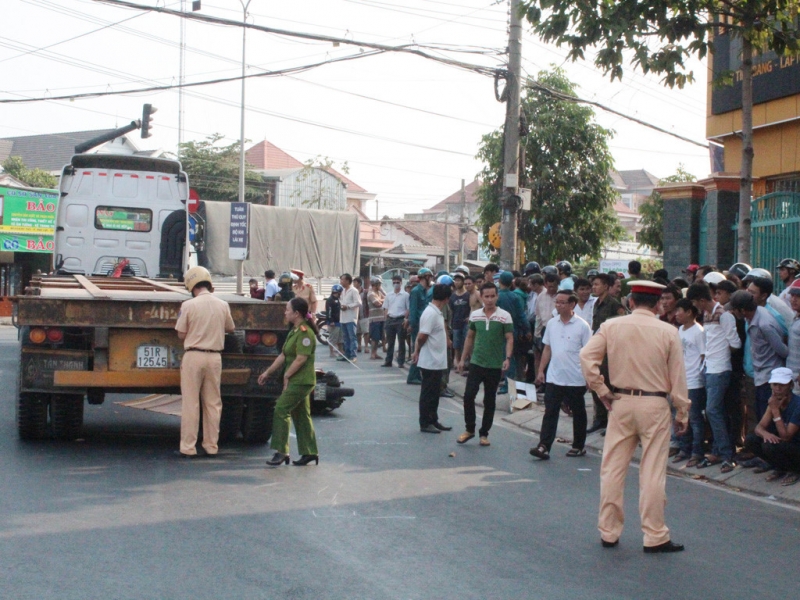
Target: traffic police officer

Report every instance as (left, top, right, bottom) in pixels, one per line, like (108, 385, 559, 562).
(258, 296, 320, 467)
(580, 280, 689, 553)
(175, 266, 235, 458)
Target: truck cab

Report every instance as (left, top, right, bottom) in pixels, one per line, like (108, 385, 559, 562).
(54, 154, 188, 279)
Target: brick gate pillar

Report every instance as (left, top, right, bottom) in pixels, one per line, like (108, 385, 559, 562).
(700, 175, 740, 271)
(657, 182, 707, 280)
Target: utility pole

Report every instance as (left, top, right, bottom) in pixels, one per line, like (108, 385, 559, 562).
(444, 217, 450, 273)
(236, 0, 253, 294)
(499, 0, 523, 271)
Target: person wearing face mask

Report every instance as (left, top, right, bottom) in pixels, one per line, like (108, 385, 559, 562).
(383, 275, 410, 368)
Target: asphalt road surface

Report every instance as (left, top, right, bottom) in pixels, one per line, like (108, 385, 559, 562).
(1, 327, 798, 599)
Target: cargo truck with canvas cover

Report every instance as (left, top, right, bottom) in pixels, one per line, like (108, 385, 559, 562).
(14, 154, 357, 443)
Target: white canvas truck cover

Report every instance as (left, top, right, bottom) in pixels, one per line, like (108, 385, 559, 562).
(200, 201, 360, 278)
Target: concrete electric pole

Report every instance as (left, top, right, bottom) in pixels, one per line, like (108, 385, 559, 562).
(499, 0, 523, 271)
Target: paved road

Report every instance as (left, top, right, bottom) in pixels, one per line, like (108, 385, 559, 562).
(1, 327, 798, 599)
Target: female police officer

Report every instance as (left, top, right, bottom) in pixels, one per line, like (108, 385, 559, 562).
(258, 296, 320, 467)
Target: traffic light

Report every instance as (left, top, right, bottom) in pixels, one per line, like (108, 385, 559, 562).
(141, 103, 157, 139)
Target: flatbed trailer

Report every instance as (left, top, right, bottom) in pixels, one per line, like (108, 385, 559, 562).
(13, 274, 352, 443)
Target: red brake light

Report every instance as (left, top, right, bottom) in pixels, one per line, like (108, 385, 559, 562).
(46, 328, 64, 343)
(245, 331, 261, 346)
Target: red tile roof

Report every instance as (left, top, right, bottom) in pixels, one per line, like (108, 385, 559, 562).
(245, 140, 304, 170)
(394, 220, 478, 252)
(425, 179, 481, 212)
(326, 167, 366, 193)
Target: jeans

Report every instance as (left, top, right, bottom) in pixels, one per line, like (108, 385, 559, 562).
(384, 317, 406, 366)
(540, 384, 587, 451)
(679, 387, 707, 457)
(341, 322, 357, 359)
(743, 433, 800, 472)
(462, 364, 502, 437)
(755, 383, 772, 422)
(419, 368, 444, 427)
(705, 370, 733, 460)
(407, 326, 422, 383)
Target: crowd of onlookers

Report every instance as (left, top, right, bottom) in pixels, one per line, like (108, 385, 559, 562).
(250, 257, 800, 486)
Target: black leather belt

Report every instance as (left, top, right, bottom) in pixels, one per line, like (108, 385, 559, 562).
(387, 315, 405, 320)
(185, 348, 222, 353)
(612, 387, 668, 398)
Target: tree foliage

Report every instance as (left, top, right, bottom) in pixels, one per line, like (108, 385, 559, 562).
(176, 134, 265, 203)
(522, 0, 800, 263)
(294, 155, 350, 209)
(476, 67, 623, 265)
(638, 164, 697, 254)
(522, 0, 800, 89)
(1, 156, 57, 189)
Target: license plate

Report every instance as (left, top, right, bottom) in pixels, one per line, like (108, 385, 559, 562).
(314, 382, 327, 401)
(137, 345, 169, 368)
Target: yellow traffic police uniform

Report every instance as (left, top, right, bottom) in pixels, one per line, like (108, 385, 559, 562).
(271, 323, 319, 456)
(175, 290, 235, 456)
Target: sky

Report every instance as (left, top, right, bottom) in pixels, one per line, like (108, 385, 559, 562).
(2, 0, 710, 218)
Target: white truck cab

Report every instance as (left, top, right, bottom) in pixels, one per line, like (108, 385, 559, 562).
(54, 154, 189, 278)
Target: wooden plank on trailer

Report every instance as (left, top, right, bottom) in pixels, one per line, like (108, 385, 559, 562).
(74, 275, 112, 299)
(132, 277, 190, 295)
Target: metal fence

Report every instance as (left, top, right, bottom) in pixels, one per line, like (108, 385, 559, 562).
(750, 192, 800, 290)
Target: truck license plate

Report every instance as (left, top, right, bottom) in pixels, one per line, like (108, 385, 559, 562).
(137, 345, 169, 368)
(314, 382, 326, 401)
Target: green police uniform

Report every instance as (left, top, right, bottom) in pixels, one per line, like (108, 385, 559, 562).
(270, 323, 319, 456)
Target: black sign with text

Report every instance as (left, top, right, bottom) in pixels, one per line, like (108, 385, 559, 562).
(711, 31, 800, 115)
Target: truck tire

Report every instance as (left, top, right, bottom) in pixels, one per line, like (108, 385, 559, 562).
(51, 394, 84, 441)
(17, 393, 49, 440)
(219, 397, 244, 442)
(241, 399, 273, 444)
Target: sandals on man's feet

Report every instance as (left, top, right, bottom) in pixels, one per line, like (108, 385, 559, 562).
(529, 444, 550, 460)
(766, 470, 787, 482)
(720, 460, 736, 474)
(686, 455, 703, 468)
(696, 455, 722, 469)
(781, 472, 800, 486)
(566, 448, 586, 457)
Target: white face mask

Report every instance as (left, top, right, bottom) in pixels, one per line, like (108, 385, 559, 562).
(393, 283, 401, 291)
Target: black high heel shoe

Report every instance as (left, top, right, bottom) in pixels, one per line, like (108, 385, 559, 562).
(292, 455, 319, 466)
(266, 452, 290, 466)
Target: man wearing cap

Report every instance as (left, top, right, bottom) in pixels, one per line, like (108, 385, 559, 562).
(580, 279, 689, 553)
(291, 269, 318, 314)
(741, 367, 800, 486)
(383, 275, 410, 368)
(175, 267, 236, 458)
(684, 264, 700, 284)
(407, 268, 433, 384)
(777, 259, 800, 307)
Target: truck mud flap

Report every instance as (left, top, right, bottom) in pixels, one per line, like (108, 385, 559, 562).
(116, 394, 183, 416)
(20, 348, 89, 392)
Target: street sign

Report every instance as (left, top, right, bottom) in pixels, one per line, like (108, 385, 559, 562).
(187, 189, 200, 213)
(229, 202, 249, 261)
(188, 215, 197, 243)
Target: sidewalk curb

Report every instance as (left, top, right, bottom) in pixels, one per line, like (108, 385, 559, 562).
(446, 381, 800, 507)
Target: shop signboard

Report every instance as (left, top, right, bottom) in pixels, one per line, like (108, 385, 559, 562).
(0, 185, 59, 253)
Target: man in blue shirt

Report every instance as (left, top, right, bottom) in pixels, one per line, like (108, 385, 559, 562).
(742, 367, 800, 486)
(497, 271, 530, 388)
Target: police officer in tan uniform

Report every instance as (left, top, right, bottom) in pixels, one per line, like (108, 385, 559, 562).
(580, 280, 689, 553)
(291, 268, 318, 313)
(175, 266, 235, 458)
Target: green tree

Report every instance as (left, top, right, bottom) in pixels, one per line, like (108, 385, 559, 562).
(522, 0, 800, 264)
(1, 156, 57, 189)
(176, 134, 265, 202)
(293, 155, 350, 209)
(638, 164, 697, 254)
(476, 67, 623, 265)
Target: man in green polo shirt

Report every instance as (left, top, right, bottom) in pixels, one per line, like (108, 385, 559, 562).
(456, 282, 514, 446)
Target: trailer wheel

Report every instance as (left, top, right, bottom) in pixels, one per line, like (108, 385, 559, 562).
(51, 394, 84, 441)
(17, 393, 49, 440)
(219, 397, 244, 442)
(241, 399, 273, 444)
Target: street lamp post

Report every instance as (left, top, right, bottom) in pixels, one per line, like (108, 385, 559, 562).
(236, 0, 253, 294)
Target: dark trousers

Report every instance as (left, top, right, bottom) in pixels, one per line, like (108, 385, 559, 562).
(384, 317, 407, 366)
(463, 364, 502, 437)
(724, 371, 745, 447)
(744, 433, 800, 473)
(419, 368, 444, 427)
(407, 327, 422, 383)
(540, 384, 587, 451)
(755, 383, 772, 422)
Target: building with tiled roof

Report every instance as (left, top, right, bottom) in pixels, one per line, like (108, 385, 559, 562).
(0, 130, 145, 174)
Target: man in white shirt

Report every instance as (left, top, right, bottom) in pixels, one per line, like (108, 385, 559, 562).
(674, 298, 706, 466)
(573, 277, 596, 325)
(530, 290, 592, 459)
(338, 273, 362, 361)
(412, 284, 453, 433)
(383, 275, 410, 368)
(263, 270, 279, 301)
(686, 282, 742, 472)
